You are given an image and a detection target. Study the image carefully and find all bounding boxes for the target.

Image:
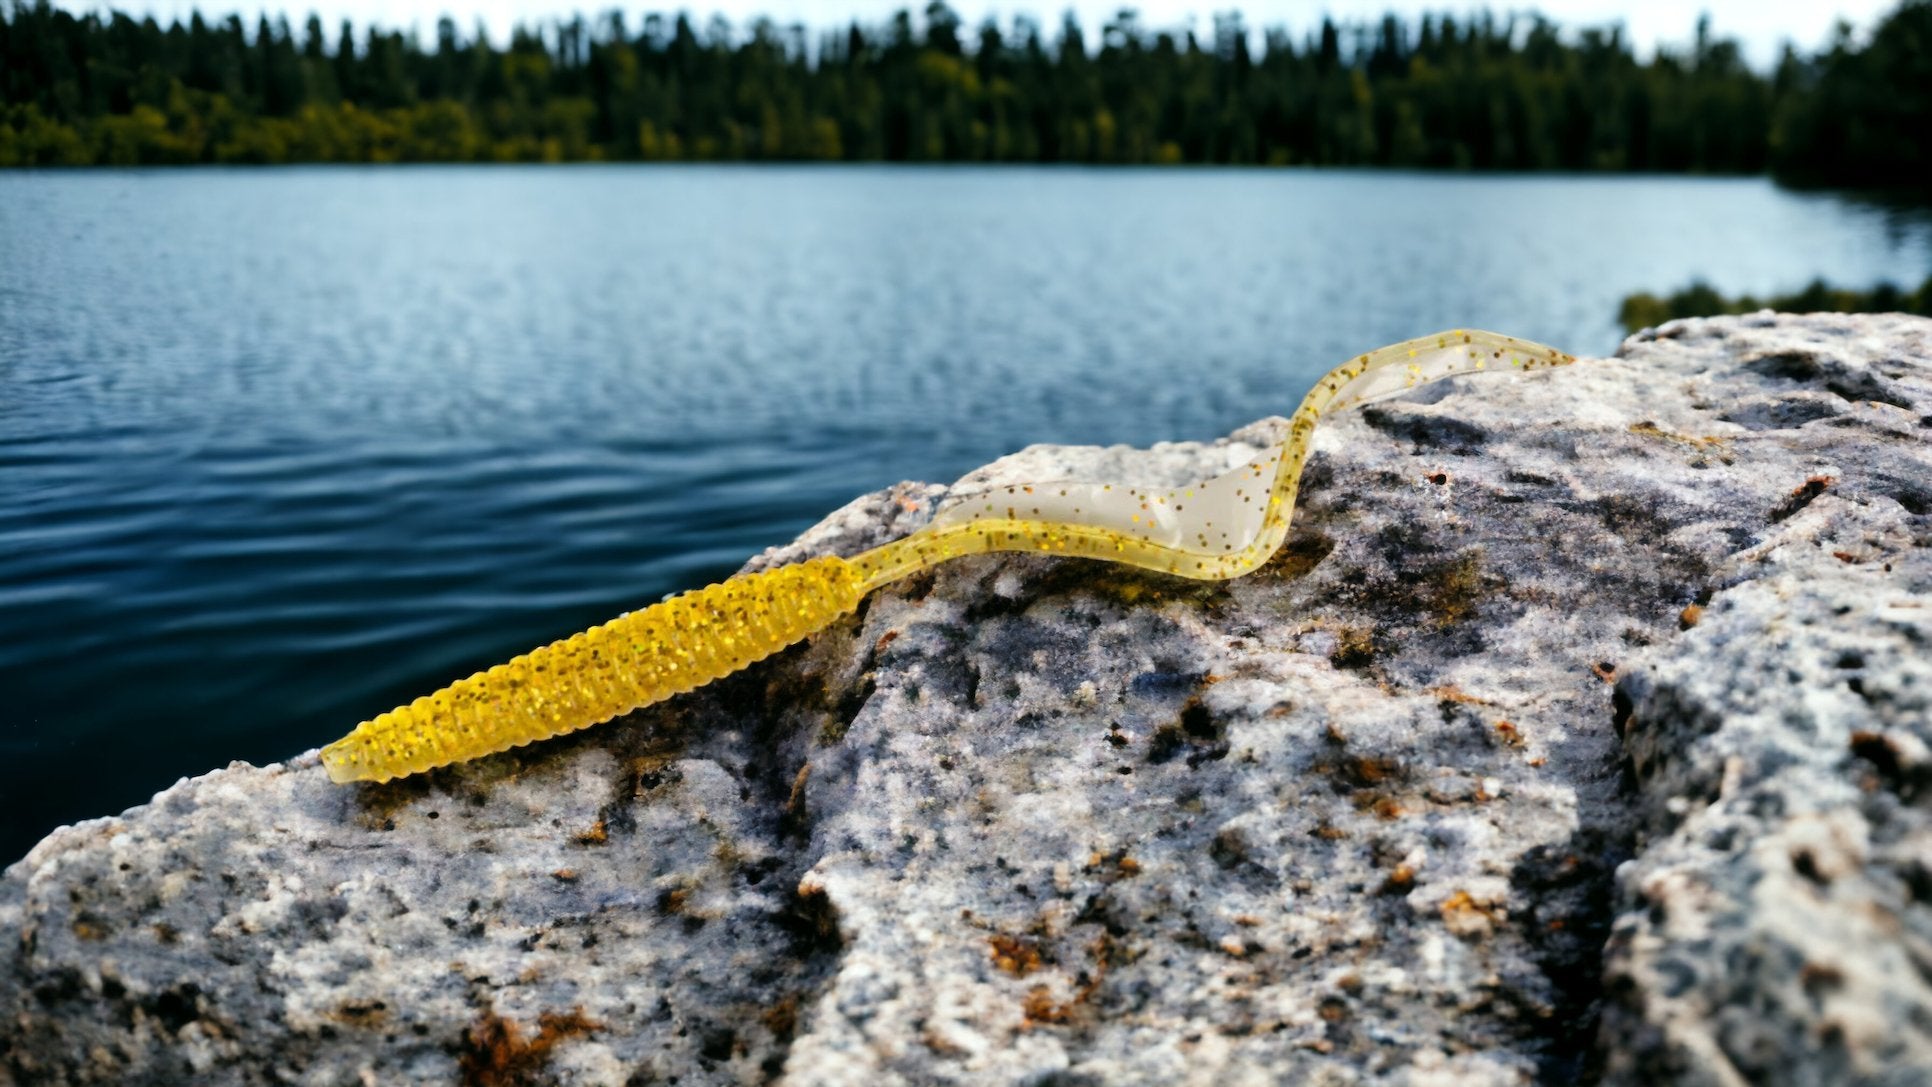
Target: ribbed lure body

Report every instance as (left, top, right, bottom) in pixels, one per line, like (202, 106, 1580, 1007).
(322, 330, 1575, 784)
(321, 555, 865, 782)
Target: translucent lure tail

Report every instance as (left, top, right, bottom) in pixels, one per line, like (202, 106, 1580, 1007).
(322, 329, 1574, 784)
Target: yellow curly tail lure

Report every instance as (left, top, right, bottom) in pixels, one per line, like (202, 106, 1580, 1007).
(321, 330, 1575, 784)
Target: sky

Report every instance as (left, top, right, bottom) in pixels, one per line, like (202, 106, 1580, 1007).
(88, 0, 1903, 69)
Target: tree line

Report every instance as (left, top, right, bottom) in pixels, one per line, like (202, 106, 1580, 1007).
(2, 0, 1927, 184)
(1620, 276, 1932, 333)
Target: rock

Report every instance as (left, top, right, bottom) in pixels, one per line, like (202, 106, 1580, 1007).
(2, 312, 1927, 1086)
(1596, 314, 1932, 1086)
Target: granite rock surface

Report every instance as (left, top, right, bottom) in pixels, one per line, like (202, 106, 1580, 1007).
(1596, 316, 1932, 1086)
(2, 313, 1928, 1086)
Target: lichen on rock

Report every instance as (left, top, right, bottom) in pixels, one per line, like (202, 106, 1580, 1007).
(2, 312, 1928, 1086)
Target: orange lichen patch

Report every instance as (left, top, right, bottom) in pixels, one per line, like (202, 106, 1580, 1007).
(328, 999, 390, 1026)
(989, 934, 1045, 977)
(1627, 421, 1734, 463)
(1329, 625, 1378, 670)
(1833, 550, 1859, 563)
(1298, 1038, 1336, 1053)
(624, 749, 681, 796)
(1311, 822, 1349, 840)
(1492, 720, 1524, 748)
(762, 993, 801, 1039)
(573, 819, 608, 846)
(1345, 755, 1403, 786)
(1379, 865, 1417, 895)
(1801, 962, 1847, 995)
(1321, 756, 1414, 818)
(1259, 530, 1337, 581)
(1590, 660, 1617, 683)
(1319, 748, 1414, 814)
(1359, 795, 1405, 820)
(786, 764, 812, 820)
(1018, 936, 1112, 1031)
(787, 879, 842, 949)
(458, 1007, 601, 1087)
(1421, 552, 1491, 629)
(1440, 890, 1502, 938)
(1083, 851, 1143, 882)
(922, 1026, 970, 1056)
(1850, 730, 1900, 767)
(873, 629, 900, 652)
(550, 869, 578, 882)
(1428, 684, 1492, 706)
(1022, 985, 1071, 1026)
(1770, 475, 1836, 523)
(1627, 421, 1721, 445)
(1679, 604, 1704, 630)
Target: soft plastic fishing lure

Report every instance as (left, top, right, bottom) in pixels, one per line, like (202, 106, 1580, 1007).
(322, 330, 1575, 784)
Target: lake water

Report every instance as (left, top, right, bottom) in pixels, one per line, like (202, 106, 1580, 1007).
(4, 165, 1929, 862)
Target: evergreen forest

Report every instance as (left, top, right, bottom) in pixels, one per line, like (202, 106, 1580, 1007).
(2, 0, 1928, 186)
(1619, 275, 1932, 333)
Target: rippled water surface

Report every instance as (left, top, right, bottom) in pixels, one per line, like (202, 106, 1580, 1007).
(4, 165, 1929, 861)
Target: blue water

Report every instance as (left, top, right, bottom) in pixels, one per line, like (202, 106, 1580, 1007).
(4, 165, 1929, 863)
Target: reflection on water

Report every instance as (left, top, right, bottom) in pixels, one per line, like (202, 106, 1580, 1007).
(2, 165, 1928, 861)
